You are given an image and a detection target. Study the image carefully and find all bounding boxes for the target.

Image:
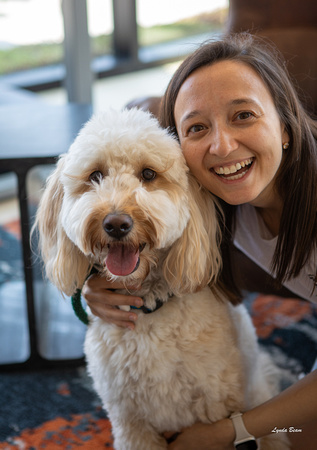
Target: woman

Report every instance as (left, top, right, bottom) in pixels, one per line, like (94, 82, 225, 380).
(83, 33, 317, 449)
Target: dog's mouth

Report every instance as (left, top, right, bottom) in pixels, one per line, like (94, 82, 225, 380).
(105, 243, 146, 276)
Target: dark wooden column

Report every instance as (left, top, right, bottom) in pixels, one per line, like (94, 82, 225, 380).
(226, 0, 317, 114)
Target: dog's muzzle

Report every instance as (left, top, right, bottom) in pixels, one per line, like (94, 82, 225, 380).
(103, 213, 146, 277)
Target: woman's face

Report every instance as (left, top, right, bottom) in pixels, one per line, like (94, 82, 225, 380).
(174, 60, 289, 209)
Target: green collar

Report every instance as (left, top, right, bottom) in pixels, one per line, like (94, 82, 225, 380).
(71, 288, 89, 325)
(71, 289, 165, 325)
(71, 267, 167, 325)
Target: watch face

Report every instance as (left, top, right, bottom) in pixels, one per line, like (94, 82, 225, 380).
(236, 440, 258, 450)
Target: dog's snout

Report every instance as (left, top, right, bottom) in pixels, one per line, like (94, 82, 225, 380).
(103, 214, 133, 239)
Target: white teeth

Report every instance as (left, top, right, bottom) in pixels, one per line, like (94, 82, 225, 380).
(214, 158, 253, 176)
(229, 165, 237, 173)
(228, 170, 248, 180)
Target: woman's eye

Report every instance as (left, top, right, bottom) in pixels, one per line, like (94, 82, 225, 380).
(188, 124, 205, 134)
(141, 168, 156, 181)
(236, 111, 253, 121)
(89, 170, 103, 183)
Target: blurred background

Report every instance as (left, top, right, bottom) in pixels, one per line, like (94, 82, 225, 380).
(0, 0, 228, 107)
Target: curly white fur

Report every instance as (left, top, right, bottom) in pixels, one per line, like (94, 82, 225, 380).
(35, 108, 289, 449)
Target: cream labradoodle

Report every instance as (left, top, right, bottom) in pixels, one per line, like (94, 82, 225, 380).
(35, 108, 289, 450)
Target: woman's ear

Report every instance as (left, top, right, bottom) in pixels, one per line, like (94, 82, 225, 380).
(33, 157, 90, 296)
(163, 173, 222, 295)
(281, 125, 290, 148)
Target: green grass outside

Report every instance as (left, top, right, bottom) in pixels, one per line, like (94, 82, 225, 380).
(0, 8, 227, 75)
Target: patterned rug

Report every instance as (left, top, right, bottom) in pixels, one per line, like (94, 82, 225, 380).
(0, 367, 113, 449)
(0, 220, 317, 449)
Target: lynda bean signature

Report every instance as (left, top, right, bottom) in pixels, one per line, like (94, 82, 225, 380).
(271, 427, 302, 433)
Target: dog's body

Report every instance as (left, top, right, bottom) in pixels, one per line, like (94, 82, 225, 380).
(85, 289, 284, 450)
(35, 109, 289, 449)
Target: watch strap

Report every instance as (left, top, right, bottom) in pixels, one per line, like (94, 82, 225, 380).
(230, 412, 258, 449)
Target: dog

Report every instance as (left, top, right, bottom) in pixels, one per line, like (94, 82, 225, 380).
(35, 108, 289, 449)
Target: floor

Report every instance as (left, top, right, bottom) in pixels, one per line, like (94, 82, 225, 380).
(0, 62, 180, 366)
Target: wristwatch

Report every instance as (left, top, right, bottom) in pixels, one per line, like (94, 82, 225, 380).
(229, 412, 258, 449)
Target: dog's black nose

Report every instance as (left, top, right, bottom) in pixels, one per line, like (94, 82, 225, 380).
(103, 214, 133, 239)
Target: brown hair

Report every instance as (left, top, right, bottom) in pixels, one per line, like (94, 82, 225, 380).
(160, 32, 317, 292)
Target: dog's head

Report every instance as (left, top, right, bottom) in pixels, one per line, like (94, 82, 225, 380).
(35, 108, 222, 296)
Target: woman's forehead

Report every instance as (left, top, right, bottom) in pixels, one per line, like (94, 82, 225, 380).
(174, 60, 275, 118)
(180, 60, 268, 95)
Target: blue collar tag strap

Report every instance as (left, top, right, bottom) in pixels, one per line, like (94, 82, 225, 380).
(130, 299, 164, 314)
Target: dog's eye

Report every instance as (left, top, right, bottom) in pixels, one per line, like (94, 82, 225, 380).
(89, 171, 103, 184)
(141, 168, 156, 181)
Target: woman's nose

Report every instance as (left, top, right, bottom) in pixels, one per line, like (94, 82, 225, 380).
(208, 126, 238, 157)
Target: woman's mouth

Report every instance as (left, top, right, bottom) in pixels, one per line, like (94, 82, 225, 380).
(212, 157, 254, 181)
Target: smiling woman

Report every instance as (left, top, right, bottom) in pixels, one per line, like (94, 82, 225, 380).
(174, 60, 287, 213)
(160, 33, 317, 296)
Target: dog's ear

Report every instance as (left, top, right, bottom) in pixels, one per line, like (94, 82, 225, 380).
(163, 174, 222, 295)
(33, 157, 90, 296)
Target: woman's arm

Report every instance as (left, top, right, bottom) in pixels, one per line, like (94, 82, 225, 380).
(82, 273, 143, 329)
(167, 370, 317, 449)
(243, 369, 317, 438)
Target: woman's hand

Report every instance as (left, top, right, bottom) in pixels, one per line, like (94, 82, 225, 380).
(82, 273, 143, 329)
(165, 420, 235, 450)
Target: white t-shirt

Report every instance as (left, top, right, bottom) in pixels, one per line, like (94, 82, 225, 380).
(233, 204, 317, 303)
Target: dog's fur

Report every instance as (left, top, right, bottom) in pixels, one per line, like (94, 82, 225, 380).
(35, 108, 289, 449)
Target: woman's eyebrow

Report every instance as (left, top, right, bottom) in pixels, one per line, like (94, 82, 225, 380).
(180, 110, 202, 124)
(231, 98, 259, 106)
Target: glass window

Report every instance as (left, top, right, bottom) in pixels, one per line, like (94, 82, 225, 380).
(0, 172, 29, 364)
(27, 166, 86, 361)
(136, 0, 229, 49)
(87, 0, 113, 58)
(0, 0, 64, 75)
(0, 0, 115, 76)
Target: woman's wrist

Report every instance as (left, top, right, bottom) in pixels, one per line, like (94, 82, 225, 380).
(216, 417, 236, 446)
(201, 419, 236, 449)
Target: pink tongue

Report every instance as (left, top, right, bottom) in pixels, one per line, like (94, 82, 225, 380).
(106, 245, 140, 276)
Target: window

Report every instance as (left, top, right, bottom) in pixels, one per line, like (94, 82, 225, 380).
(0, 0, 64, 75)
(137, 0, 228, 49)
(0, 173, 29, 364)
(27, 165, 86, 361)
(87, 0, 113, 59)
(0, 0, 229, 90)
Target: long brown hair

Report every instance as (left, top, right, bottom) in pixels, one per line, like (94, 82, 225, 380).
(160, 32, 317, 291)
